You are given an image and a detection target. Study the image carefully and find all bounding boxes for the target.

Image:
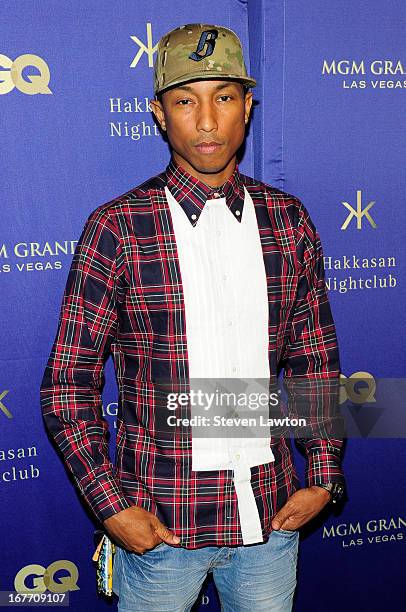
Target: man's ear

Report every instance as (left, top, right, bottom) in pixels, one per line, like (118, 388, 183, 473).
(244, 91, 253, 124)
(150, 98, 166, 131)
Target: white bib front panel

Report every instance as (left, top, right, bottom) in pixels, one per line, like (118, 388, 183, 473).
(165, 185, 274, 544)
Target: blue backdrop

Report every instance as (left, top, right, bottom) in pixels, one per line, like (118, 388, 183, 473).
(1, 1, 405, 610)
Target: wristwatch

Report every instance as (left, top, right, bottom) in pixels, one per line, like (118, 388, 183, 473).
(313, 482, 345, 504)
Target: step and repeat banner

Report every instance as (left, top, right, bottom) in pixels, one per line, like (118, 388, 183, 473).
(1, 1, 404, 610)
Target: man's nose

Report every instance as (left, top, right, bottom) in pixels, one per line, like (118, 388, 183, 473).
(196, 101, 218, 132)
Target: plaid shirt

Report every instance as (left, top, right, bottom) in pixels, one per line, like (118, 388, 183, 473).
(40, 156, 346, 548)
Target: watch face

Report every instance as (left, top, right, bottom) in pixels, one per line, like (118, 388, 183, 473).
(332, 484, 344, 500)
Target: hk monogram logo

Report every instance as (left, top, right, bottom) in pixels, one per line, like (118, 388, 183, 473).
(0, 54, 52, 95)
(0, 390, 12, 418)
(341, 189, 377, 230)
(130, 23, 158, 68)
(189, 30, 219, 61)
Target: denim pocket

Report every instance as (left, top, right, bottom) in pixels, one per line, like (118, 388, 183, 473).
(145, 541, 168, 553)
(274, 528, 297, 536)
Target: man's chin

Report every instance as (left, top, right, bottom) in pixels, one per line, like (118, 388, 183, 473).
(190, 156, 230, 175)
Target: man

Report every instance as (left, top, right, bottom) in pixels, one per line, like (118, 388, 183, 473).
(40, 23, 346, 611)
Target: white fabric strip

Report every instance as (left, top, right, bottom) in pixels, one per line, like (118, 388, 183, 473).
(233, 461, 264, 544)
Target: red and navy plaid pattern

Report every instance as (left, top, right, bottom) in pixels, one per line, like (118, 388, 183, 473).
(40, 156, 346, 548)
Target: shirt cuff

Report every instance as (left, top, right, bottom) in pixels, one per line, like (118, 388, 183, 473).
(80, 474, 132, 523)
(304, 440, 346, 489)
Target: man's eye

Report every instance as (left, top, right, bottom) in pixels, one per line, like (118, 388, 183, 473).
(218, 95, 232, 101)
(176, 99, 191, 105)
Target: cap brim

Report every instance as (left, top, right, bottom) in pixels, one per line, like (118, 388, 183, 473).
(155, 72, 257, 96)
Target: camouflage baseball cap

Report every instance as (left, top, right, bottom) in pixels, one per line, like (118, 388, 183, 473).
(154, 23, 256, 96)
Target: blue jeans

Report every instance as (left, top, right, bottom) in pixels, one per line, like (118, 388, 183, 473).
(112, 529, 299, 611)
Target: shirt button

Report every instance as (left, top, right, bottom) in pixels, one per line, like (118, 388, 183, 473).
(227, 320, 233, 326)
(232, 365, 237, 373)
(235, 453, 241, 461)
(191, 213, 197, 220)
(235, 210, 241, 216)
(222, 274, 228, 281)
(213, 192, 221, 198)
(216, 229, 222, 236)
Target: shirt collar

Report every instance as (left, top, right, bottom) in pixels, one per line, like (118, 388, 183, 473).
(164, 156, 245, 226)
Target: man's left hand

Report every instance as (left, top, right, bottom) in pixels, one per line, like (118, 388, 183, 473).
(271, 486, 332, 531)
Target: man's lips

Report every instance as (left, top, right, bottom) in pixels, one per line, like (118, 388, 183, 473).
(194, 142, 223, 154)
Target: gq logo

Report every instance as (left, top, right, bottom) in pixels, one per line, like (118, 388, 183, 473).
(0, 54, 52, 95)
(15, 561, 79, 593)
(339, 371, 376, 404)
